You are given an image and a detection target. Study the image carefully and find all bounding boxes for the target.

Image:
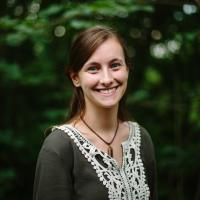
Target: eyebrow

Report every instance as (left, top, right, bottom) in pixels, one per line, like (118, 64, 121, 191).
(86, 58, 124, 66)
(110, 58, 123, 63)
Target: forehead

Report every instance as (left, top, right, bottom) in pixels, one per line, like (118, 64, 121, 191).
(84, 38, 125, 64)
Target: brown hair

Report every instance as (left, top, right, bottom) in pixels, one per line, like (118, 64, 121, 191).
(65, 25, 131, 122)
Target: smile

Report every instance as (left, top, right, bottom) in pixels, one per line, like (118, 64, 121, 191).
(94, 86, 119, 95)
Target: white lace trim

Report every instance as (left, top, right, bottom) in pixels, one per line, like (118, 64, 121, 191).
(55, 122, 150, 200)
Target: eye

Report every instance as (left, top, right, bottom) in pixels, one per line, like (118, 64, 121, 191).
(87, 66, 98, 73)
(111, 62, 121, 70)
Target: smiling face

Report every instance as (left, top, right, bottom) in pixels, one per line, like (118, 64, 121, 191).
(71, 37, 129, 111)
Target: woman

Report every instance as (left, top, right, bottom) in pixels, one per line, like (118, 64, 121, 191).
(33, 25, 157, 200)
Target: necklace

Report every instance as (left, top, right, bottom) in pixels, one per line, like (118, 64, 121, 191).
(81, 117, 119, 157)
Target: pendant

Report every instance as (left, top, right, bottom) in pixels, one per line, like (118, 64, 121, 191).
(108, 146, 113, 157)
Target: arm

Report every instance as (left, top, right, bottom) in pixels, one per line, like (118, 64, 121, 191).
(33, 130, 74, 200)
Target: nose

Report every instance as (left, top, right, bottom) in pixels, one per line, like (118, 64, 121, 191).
(99, 68, 114, 86)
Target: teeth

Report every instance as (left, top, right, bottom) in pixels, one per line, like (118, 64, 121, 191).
(98, 87, 117, 94)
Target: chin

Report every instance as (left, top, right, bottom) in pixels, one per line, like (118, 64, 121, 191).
(96, 99, 120, 109)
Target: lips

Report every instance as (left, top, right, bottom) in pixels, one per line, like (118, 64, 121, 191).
(94, 86, 119, 95)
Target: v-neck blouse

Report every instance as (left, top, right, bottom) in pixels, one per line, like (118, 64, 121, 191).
(33, 122, 157, 200)
(66, 121, 132, 169)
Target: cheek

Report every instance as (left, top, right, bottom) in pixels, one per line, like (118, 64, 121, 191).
(80, 76, 99, 88)
(116, 70, 129, 82)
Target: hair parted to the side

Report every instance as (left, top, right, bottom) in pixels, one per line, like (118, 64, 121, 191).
(65, 25, 131, 122)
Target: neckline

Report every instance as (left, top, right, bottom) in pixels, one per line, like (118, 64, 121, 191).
(65, 121, 134, 168)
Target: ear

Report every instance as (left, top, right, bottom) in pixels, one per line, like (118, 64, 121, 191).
(70, 72, 80, 87)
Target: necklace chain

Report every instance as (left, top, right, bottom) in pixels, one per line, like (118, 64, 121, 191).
(80, 117, 119, 157)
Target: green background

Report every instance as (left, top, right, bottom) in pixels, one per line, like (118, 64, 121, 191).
(0, 0, 200, 199)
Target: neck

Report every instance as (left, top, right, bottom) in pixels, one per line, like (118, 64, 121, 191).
(82, 106, 119, 134)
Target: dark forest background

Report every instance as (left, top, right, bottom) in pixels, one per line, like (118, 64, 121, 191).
(0, 0, 200, 199)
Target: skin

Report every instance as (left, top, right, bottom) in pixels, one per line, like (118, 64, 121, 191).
(70, 37, 130, 166)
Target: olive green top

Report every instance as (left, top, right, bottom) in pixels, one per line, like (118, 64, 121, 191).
(33, 122, 157, 200)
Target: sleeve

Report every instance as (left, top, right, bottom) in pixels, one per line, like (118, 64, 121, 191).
(33, 130, 74, 200)
(140, 126, 158, 200)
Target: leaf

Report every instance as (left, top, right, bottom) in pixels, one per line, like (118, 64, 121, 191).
(0, 61, 22, 81)
(70, 19, 95, 29)
(127, 89, 150, 104)
(5, 32, 27, 46)
(39, 4, 65, 18)
(145, 67, 162, 85)
(0, 16, 19, 29)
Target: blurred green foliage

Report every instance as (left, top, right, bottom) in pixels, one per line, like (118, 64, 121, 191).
(0, 0, 200, 199)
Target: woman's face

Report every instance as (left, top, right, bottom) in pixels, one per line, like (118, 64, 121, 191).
(71, 37, 129, 111)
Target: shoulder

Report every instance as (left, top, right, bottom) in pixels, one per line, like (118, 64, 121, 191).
(39, 126, 74, 160)
(128, 121, 155, 156)
(34, 127, 75, 199)
(139, 125, 154, 149)
(128, 121, 154, 145)
(137, 123, 156, 165)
